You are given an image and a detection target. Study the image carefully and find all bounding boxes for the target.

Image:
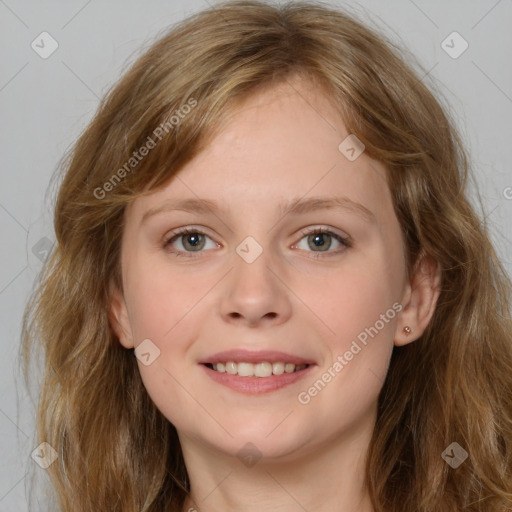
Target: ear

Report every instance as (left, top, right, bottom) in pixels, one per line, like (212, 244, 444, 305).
(108, 282, 134, 349)
(394, 253, 441, 346)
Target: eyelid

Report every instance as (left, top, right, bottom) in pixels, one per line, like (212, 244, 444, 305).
(163, 225, 216, 245)
(295, 225, 351, 244)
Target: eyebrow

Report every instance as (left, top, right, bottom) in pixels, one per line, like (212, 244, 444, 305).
(141, 195, 376, 225)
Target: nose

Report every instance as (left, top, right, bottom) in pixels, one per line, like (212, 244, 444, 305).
(219, 249, 293, 328)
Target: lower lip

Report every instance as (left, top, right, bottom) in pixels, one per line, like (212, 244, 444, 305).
(200, 364, 315, 394)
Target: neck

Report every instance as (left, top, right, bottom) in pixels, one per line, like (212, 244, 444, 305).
(179, 407, 377, 512)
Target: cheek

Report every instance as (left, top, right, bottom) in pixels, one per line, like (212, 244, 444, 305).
(123, 253, 205, 343)
(123, 262, 209, 429)
(294, 264, 398, 423)
(302, 251, 402, 405)
(307, 253, 400, 343)
(122, 255, 210, 414)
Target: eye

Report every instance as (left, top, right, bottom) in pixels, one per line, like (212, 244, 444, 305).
(292, 227, 351, 258)
(163, 226, 352, 259)
(163, 228, 219, 258)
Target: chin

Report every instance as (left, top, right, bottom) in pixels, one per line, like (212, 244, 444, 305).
(208, 427, 313, 464)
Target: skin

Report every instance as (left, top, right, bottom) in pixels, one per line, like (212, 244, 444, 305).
(110, 76, 440, 512)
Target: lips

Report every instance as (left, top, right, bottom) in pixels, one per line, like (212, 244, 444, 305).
(198, 349, 316, 394)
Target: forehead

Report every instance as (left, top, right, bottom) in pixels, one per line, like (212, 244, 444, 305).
(127, 78, 393, 227)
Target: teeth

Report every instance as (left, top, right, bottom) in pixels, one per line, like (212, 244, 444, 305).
(285, 363, 295, 373)
(225, 361, 237, 375)
(211, 361, 308, 377)
(272, 362, 284, 375)
(254, 362, 272, 377)
(238, 362, 256, 377)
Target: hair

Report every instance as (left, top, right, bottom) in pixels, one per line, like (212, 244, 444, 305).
(20, 1, 512, 511)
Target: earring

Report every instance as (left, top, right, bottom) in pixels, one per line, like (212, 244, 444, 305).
(403, 326, 412, 335)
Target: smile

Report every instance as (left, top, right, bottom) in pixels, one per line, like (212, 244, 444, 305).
(201, 362, 314, 395)
(205, 361, 309, 377)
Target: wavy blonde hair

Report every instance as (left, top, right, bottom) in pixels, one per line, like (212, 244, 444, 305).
(21, 1, 512, 511)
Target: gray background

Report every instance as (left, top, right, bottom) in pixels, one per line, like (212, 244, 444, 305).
(1, 0, 511, 510)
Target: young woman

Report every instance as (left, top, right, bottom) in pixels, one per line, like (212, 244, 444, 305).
(21, 1, 512, 511)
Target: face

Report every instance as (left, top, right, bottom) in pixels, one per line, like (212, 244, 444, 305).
(111, 77, 418, 462)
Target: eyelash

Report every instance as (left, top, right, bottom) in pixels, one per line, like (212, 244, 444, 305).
(163, 227, 352, 260)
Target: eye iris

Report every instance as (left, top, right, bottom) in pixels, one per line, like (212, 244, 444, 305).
(309, 233, 331, 251)
(183, 233, 205, 251)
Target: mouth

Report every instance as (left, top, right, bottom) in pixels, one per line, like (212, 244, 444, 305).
(203, 361, 310, 377)
(199, 349, 316, 394)
(199, 350, 316, 394)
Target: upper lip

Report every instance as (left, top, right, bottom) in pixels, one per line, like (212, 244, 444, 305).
(199, 349, 316, 366)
